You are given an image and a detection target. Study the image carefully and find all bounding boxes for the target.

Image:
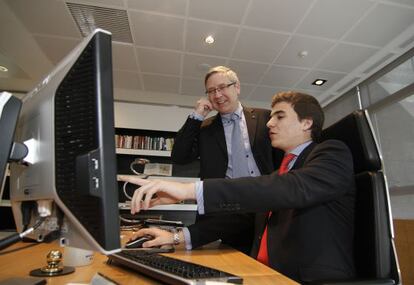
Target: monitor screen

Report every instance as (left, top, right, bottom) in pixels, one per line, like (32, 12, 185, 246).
(9, 29, 120, 254)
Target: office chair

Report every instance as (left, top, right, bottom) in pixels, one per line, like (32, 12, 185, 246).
(319, 109, 401, 285)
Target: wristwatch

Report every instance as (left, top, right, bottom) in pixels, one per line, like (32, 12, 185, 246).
(173, 231, 181, 245)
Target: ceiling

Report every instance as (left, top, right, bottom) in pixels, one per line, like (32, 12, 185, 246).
(1, 0, 414, 108)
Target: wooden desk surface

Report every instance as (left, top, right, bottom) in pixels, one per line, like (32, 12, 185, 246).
(0, 241, 298, 285)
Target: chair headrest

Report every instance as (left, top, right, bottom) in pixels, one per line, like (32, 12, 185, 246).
(321, 110, 381, 173)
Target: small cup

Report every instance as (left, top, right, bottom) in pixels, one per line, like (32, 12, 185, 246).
(63, 246, 94, 267)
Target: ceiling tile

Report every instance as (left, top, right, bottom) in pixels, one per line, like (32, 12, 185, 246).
(112, 43, 138, 71)
(33, 35, 80, 65)
(344, 3, 414, 47)
(181, 77, 204, 97)
(244, 0, 313, 32)
(228, 60, 269, 84)
(182, 54, 225, 78)
(143, 74, 180, 93)
(137, 48, 181, 75)
(385, 0, 414, 6)
(5, 0, 80, 38)
(296, 0, 373, 39)
(317, 43, 379, 73)
(238, 84, 255, 100)
(275, 35, 334, 68)
(296, 70, 346, 91)
(189, 0, 249, 24)
(185, 20, 238, 57)
(113, 70, 142, 90)
(127, 0, 186, 16)
(129, 11, 184, 50)
(261, 65, 309, 87)
(232, 29, 290, 63)
(249, 86, 285, 103)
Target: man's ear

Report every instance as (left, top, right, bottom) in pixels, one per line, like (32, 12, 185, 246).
(301, 118, 313, 132)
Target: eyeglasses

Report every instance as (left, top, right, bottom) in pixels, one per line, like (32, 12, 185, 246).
(205, 82, 236, 96)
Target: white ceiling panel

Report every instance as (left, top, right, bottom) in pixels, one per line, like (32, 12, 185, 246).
(129, 11, 185, 50)
(297, 0, 373, 39)
(181, 77, 204, 97)
(113, 70, 142, 91)
(275, 35, 335, 68)
(127, 0, 187, 16)
(228, 60, 269, 84)
(250, 86, 285, 102)
(143, 74, 180, 93)
(137, 48, 181, 75)
(1, 0, 413, 106)
(244, 0, 313, 32)
(232, 29, 290, 63)
(182, 54, 225, 78)
(345, 3, 414, 47)
(33, 35, 80, 65)
(261, 65, 309, 87)
(185, 20, 238, 56)
(112, 43, 138, 71)
(6, 0, 80, 38)
(188, 0, 249, 25)
(317, 43, 379, 73)
(238, 84, 255, 100)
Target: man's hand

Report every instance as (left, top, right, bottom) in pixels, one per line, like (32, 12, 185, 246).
(126, 227, 177, 248)
(195, 97, 213, 117)
(117, 175, 196, 214)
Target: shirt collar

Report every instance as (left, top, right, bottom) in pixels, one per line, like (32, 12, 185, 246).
(289, 140, 313, 157)
(221, 102, 243, 122)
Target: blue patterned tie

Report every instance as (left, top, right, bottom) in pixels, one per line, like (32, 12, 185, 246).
(231, 113, 250, 178)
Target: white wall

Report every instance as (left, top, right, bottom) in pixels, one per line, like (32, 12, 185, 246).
(114, 101, 194, 132)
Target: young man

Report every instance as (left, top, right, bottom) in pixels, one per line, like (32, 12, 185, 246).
(119, 91, 356, 283)
(171, 66, 281, 254)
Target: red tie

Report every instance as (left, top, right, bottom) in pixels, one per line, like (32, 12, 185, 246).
(256, 153, 296, 266)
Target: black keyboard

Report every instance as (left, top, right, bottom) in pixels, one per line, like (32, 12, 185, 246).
(108, 250, 243, 284)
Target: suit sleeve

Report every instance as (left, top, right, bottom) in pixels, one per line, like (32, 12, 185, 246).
(187, 213, 254, 249)
(171, 117, 202, 164)
(203, 140, 355, 214)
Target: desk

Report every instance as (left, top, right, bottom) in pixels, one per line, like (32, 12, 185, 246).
(0, 241, 298, 285)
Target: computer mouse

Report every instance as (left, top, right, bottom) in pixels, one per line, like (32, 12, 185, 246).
(125, 235, 154, 249)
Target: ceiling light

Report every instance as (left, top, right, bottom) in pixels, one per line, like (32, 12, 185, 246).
(298, 50, 308, 58)
(205, 35, 215, 45)
(312, 79, 327, 86)
(0, 65, 8, 72)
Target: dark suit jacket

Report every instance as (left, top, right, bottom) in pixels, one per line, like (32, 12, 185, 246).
(172, 107, 283, 253)
(202, 140, 356, 283)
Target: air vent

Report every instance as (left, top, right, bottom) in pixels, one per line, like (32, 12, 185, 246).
(67, 2, 133, 43)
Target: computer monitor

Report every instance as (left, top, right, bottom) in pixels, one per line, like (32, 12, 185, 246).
(0, 92, 26, 207)
(8, 29, 120, 254)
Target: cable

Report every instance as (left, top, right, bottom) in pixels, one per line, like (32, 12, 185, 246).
(0, 217, 46, 251)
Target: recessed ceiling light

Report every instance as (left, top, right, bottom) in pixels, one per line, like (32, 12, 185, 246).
(205, 35, 215, 45)
(312, 79, 327, 86)
(0, 65, 8, 72)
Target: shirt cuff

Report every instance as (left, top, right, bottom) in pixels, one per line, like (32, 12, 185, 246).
(195, 181, 205, 215)
(189, 112, 204, 121)
(182, 227, 192, 250)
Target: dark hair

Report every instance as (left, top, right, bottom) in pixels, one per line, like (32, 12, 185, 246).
(271, 91, 324, 141)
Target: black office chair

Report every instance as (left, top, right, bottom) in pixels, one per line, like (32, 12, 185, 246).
(319, 109, 400, 285)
